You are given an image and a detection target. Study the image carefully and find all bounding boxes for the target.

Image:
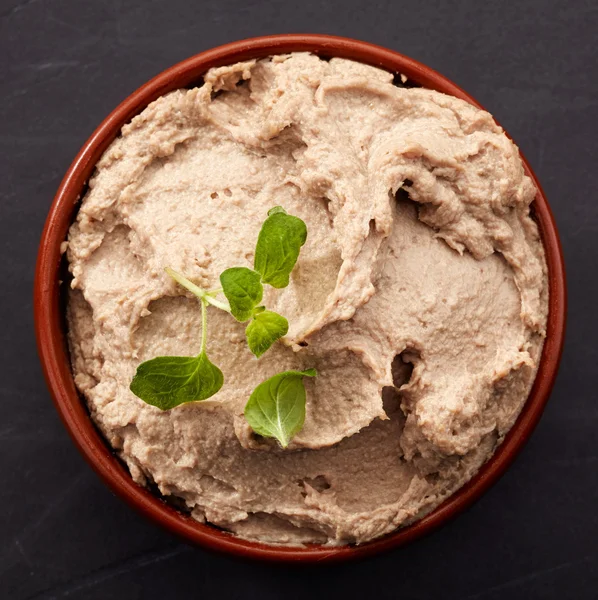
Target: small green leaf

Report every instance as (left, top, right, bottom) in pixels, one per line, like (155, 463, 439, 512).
(130, 353, 223, 410)
(244, 369, 317, 447)
(220, 267, 263, 322)
(254, 207, 307, 289)
(246, 310, 289, 358)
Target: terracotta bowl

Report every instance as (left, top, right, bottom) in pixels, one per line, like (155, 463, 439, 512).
(34, 34, 566, 563)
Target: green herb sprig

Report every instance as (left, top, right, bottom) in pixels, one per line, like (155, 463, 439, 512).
(129, 207, 315, 447)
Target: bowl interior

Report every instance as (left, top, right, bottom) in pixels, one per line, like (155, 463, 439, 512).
(34, 34, 566, 563)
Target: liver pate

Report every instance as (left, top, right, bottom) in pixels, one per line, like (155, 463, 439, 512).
(66, 53, 548, 545)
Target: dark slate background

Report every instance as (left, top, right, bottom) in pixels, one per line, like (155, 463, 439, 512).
(2, 0, 596, 598)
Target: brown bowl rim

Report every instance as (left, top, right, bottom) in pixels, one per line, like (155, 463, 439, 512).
(34, 34, 567, 563)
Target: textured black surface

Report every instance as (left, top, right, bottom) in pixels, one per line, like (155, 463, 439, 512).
(1, 0, 596, 598)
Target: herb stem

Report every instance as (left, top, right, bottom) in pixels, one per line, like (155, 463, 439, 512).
(165, 267, 205, 297)
(200, 298, 208, 355)
(165, 267, 230, 313)
(204, 295, 231, 312)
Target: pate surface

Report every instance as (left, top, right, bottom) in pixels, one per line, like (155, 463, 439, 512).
(67, 53, 548, 545)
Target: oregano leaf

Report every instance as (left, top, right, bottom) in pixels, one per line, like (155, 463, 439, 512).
(130, 353, 223, 410)
(246, 310, 289, 358)
(220, 267, 263, 322)
(244, 369, 317, 447)
(254, 207, 307, 289)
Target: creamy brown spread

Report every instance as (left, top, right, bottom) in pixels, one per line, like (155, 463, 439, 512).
(66, 53, 548, 545)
